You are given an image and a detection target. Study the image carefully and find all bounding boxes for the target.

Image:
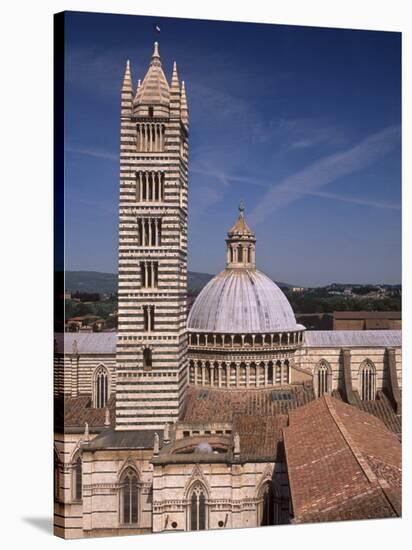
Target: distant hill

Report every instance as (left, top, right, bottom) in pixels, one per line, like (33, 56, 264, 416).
(65, 270, 293, 295)
(65, 270, 215, 295)
(65, 271, 292, 294)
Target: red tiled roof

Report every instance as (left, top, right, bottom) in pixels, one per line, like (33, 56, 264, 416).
(284, 396, 401, 523)
(181, 385, 315, 423)
(54, 394, 115, 430)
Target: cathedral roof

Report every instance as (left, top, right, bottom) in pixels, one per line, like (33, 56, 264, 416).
(187, 268, 302, 333)
(304, 330, 401, 348)
(284, 395, 401, 522)
(134, 42, 170, 107)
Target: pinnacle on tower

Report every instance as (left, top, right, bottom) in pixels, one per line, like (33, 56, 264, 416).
(121, 59, 133, 92)
(153, 41, 160, 59)
(121, 59, 133, 116)
(171, 61, 179, 89)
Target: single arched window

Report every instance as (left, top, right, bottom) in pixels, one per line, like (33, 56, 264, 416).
(360, 361, 376, 401)
(73, 452, 82, 501)
(190, 484, 206, 531)
(143, 348, 152, 369)
(148, 106, 154, 117)
(95, 366, 109, 408)
(317, 360, 331, 397)
(121, 468, 139, 525)
(260, 482, 279, 526)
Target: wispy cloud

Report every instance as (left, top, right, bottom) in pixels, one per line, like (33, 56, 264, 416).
(248, 124, 400, 224)
(66, 146, 118, 161)
(289, 189, 400, 210)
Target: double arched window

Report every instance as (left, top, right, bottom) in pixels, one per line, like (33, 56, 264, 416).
(94, 365, 109, 408)
(120, 468, 139, 525)
(189, 483, 207, 531)
(316, 360, 331, 397)
(360, 360, 376, 401)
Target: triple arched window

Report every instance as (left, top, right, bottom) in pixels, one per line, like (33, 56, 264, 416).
(189, 483, 207, 531)
(360, 360, 376, 401)
(120, 468, 139, 525)
(94, 365, 109, 408)
(316, 360, 331, 397)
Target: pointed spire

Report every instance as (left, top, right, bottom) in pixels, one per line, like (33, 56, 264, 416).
(121, 59, 133, 92)
(171, 61, 179, 89)
(121, 59, 133, 116)
(180, 80, 188, 125)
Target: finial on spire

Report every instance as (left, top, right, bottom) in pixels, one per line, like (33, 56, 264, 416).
(153, 41, 160, 58)
(239, 200, 245, 215)
(121, 59, 133, 93)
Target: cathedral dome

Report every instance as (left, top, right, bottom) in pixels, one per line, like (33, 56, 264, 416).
(188, 268, 300, 334)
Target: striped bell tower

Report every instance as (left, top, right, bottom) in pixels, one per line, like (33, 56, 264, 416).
(115, 42, 189, 430)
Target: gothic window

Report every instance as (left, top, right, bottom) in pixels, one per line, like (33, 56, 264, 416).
(317, 360, 331, 397)
(140, 261, 159, 289)
(121, 468, 139, 525)
(94, 365, 109, 408)
(143, 347, 152, 369)
(238, 246, 243, 262)
(260, 482, 279, 526)
(137, 218, 162, 246)
(189, 484, 207, 531)
(360, 361, 376, 401)
(143, 305, 155, 332)
(73, 452, 82, 501)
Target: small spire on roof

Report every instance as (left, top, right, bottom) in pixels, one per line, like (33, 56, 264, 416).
(84, 422, 90, 442)
(153, 432, 160, 456)
(104, 408, 110, 427)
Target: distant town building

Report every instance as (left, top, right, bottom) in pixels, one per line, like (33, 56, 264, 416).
(333, 311, 401, 330)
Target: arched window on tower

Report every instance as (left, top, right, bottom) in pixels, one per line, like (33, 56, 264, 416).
(260, 481, 280, 526)
(120, 468, 139, 525)
(72, 452, 82, 502)
(360, 360, 376, 401)
(148, 105, 154, 117)
(143, 347, 152, 369)
(189, 483, 207, 531)
(317, 360, 331, 397)
(94, 366, 109, 408)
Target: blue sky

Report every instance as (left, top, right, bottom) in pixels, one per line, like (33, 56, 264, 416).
(64, 12, 401, 287)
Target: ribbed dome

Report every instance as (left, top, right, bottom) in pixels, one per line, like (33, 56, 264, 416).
(188, 269, 300, 334)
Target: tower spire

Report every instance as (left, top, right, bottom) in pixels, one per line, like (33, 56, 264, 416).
(226, 202, 256, 270)
(121, 59, 133, 116)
